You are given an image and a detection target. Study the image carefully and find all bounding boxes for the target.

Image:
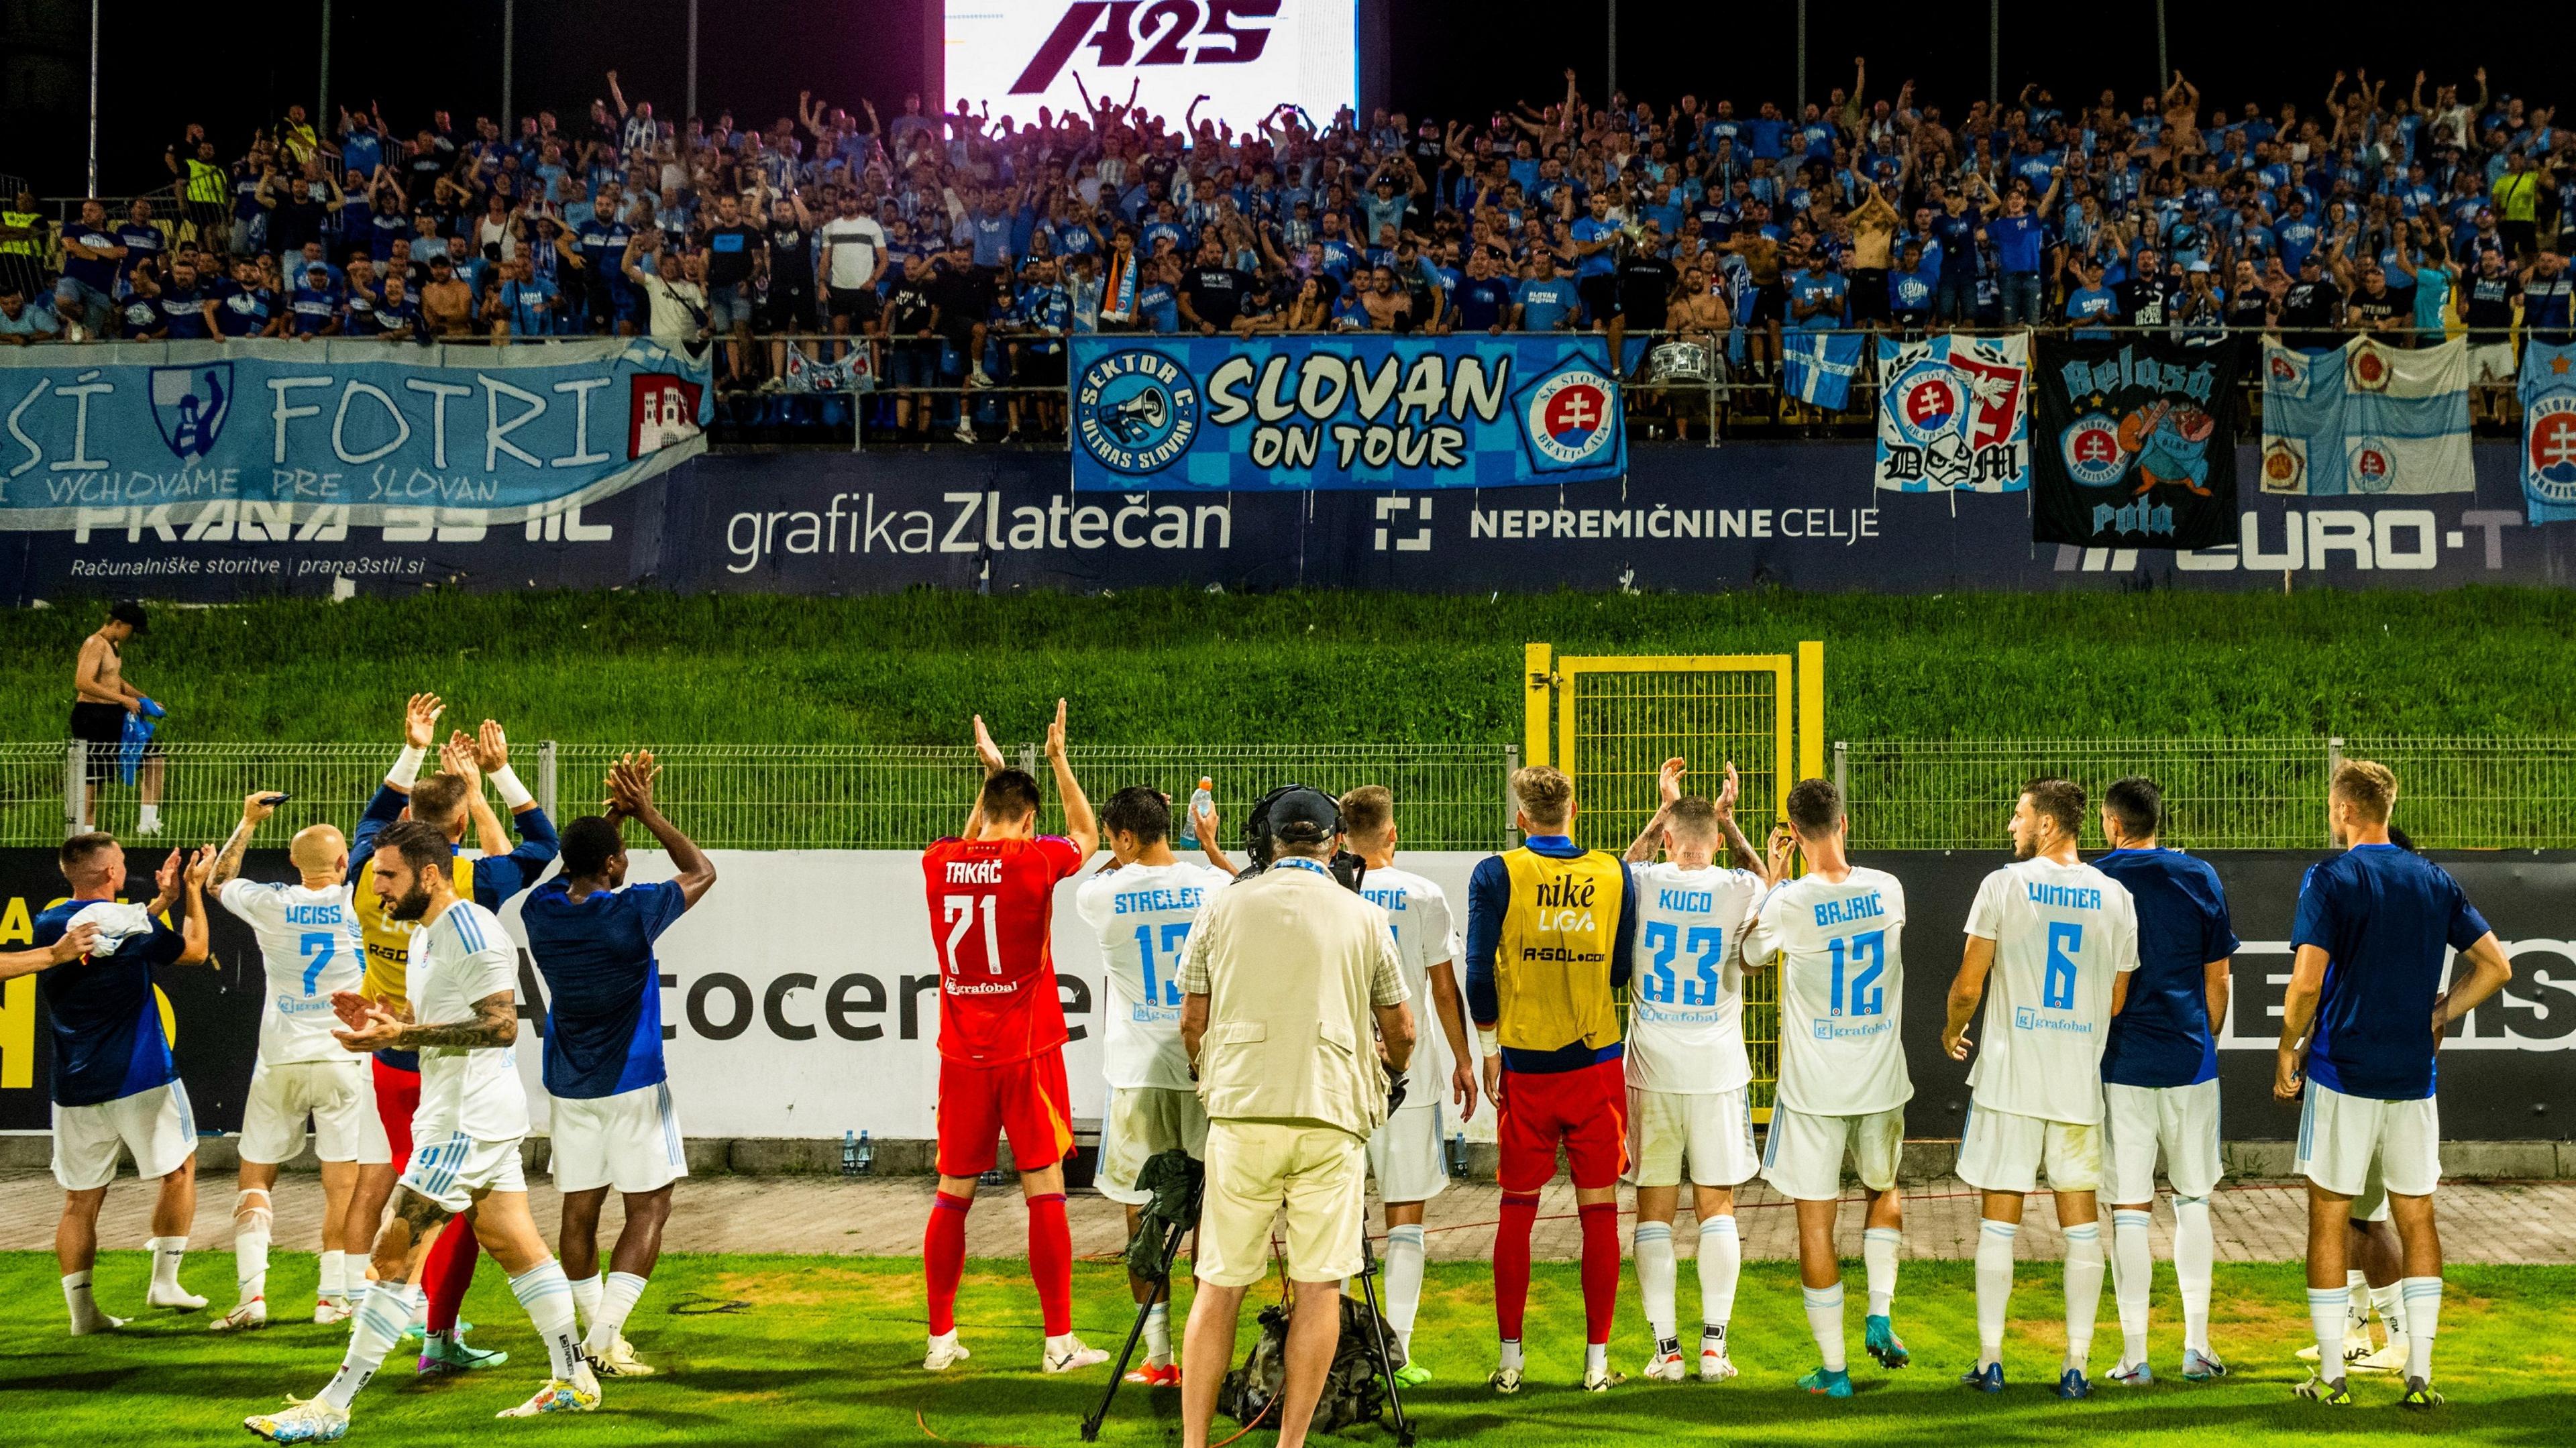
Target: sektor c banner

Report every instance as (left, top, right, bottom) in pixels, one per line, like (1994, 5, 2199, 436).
(0, 338, 712, 533)
(1068, 333, 1626, 491)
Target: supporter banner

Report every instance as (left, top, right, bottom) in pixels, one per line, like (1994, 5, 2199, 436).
(13, 849, 2567, 1141)
(942, 1, 1358, 140)
(2031, 336, 2243, 550)
(1784, 331, 1865, 410)
(0, 339, 712, 533)
(1874, 332, 2031, 493)
(2261, 337, 2475, 496)
(1066, 333, 1625, 492)
(7, 445, 2573, 602)
(2521, 339, 2576, 524)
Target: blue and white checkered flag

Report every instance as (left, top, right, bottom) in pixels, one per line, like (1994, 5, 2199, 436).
(1784, 331, 1865, 410)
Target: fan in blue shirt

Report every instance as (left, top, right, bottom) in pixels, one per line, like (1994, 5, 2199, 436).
(288, 268, 342, 335)
(518, 754, 715, 1353)
(1515, 266, 1580, 331)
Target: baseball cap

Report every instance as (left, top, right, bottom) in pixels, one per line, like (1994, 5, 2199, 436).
(2188, 259, 2211, 273)
(1267, 786, 1341, 844)
(109, 601, 148, 632)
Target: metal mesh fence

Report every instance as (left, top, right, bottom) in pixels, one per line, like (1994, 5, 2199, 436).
(1841, 736, 2576, 851)
(30, 740, 1520, 852)
(1560, 663, 1790, 854)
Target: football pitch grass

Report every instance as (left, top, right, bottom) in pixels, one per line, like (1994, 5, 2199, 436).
(3, 1253, 2569, 1446)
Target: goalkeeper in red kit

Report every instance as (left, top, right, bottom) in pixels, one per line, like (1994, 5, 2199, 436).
(917, 700, 1108, 1375)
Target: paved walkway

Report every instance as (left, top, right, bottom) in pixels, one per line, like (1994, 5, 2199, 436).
(7, 1170, 2573, 1263)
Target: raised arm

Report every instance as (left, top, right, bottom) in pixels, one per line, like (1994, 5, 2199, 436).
(1624, 756, 1688, 862)
(608, 750, 716, 908)
(1044, 698, 1097, 857)
(211, 790, 283, 887)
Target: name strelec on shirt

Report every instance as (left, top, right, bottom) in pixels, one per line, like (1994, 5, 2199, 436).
(1110, 885, 1205, 915)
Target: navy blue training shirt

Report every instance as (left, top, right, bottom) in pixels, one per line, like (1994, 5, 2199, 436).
(34, 901, 185, 1107)
(2096, 848, 2239, 1089)
(520, 879, 687, 1099)
(2291, 844, 2491, 1101)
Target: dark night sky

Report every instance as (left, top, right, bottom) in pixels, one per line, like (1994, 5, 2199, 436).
(6, 0, 2570, 197)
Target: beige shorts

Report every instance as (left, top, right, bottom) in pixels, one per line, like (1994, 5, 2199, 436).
(1956, 1101, 2103, 1194)
(1195, 1119, 1366, 1288)
(1095, 1084, 1210, 1207)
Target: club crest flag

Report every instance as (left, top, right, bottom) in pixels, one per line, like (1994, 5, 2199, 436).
(2031, 336, 2242, 550)
(2520, 339, 2576, 524)
(1874, 332, 2031, 493)
(1784, 331, 1866, 411)
(2259, 337, 2474, 496)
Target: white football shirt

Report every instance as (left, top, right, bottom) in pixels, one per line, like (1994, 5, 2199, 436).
(1962, 856, 2139, 1124)
(1623, 861, 1761, 1095)
(1075, 860, 1229, 1091)
(1741, 867, 1913, 1116)
(405, 899, 530, 1144)
(217, 878, 366, 1065)
(1357, 864, 1460, 1108)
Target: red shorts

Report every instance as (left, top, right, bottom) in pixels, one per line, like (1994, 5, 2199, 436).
(1497, 1058, 1630, 1194)
(372, 1056, 422, 1170)
(936, 1049, 1075, 1178)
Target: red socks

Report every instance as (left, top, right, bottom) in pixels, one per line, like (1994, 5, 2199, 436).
(1026, 1192, 1074, 1337)
(1579, 1201, 1620, 1347)
(421, 1215, 480, 1333)
(925, 1191, 970, 1336)
(1495, 1190, 1540, 1341)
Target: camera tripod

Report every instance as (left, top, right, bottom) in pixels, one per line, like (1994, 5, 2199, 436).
(1079, 1188, 1417, 1447)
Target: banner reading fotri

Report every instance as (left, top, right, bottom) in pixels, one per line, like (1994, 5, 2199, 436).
(1067, 334, 1626, 491)
(0, 338, 712, 532)
(2032, 335, 2243, 550)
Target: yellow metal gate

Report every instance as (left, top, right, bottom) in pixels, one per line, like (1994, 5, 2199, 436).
(1521, 641, 1825, 1118)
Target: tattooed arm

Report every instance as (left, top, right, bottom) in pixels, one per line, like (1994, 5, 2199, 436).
(333, 990, 516, 1052)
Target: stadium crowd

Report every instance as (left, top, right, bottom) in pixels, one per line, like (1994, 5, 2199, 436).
(3, 60, 2573, 437)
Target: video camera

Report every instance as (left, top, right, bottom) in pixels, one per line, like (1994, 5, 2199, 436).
(1236, 782, 1368, 893)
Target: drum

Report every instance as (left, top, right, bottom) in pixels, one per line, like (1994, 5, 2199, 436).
(1645, 340, 1713, 384)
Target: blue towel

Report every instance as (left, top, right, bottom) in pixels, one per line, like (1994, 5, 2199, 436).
(119, 697, 161, 787)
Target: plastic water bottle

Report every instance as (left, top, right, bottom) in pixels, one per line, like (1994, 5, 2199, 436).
(855, 1130, 875, 1176)
(1448, 1131, 1469, 1180)
(842, 1130, 859, 1176)
(1189, 777, 1216, 834)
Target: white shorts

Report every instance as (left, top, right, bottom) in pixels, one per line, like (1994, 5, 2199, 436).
(52, 1080, 197, 1191)
(2470, 341, 2518, 384)
(1627, 1085, 1758, 1190)
(239, 1058, 392, 1166)
(1956, 1101, 2103, 1194)
(2103, 1078, 2222, 1203)
(549, 1082, 689, 1194)
(1366, 1104, 1450, 1204)
(1095, 1084, 1210, 1207)
(398, 1129, 527, 1214)
(2296, 1083, 2440, 1216)
(1760, 1103, 1905, 1201)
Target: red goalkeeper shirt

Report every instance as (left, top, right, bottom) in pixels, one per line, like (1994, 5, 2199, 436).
(920, 834, 1085, 1065)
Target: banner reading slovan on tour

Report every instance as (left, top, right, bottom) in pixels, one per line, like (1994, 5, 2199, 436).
(1067, 333, 1626, 491)
(0, 338, 712, 532)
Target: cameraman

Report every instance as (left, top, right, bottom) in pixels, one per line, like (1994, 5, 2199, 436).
(1176, 788, 1416, 1448)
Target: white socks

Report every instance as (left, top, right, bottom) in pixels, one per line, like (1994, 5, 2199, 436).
(1143, 1302, 1173, 1365)
(585, 1272, 649, 1359)
(2308, 1285, 2351, 1382)
(508, 1260, 588, 1382)
(319, 1249, 351, 1304)
(138, 803, 161, 830)
(1497, 1337, 1525, 1373)
(1861, 1225, 1899, 1318)
(1698, 1215, 1740, 1339)
(2062, 1222, 2104, 1374)
(323, 1280, 421, 1410)
(1974, 1218, 2017, 1368)
(62, 1269, 124, 1334)
(146, 1235, 203, 1308)
(1583, 1341, 1608, 1377)
(2401, 1276, 2442, 1383)
(2111, 1207, 2153, 1365)
(2369, 1280, 2407, 1342)
(1633, 1222, 1678, 1344)
(1803, 1281, 1847, 1372)
(568, 1272, 604, 1329)
(1383, 1223, 1426, 1355)
(2345, 1268, 2371, 1336)
(2172, 1194, 2214, 1355)
(234, 1190, 274, 1306)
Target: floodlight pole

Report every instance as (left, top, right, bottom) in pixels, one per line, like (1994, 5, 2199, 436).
(687, 0, 700, 121)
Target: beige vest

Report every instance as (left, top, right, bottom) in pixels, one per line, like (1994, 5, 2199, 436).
(1189, 863, 1395, 1139)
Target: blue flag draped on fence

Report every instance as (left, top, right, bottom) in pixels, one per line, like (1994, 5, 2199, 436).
(2520, 339, 2576, 524)
(0, 338, 712, 532)
(1784, 331, 1866, 410)
(2259, 337, 2474, 496)
(1067, 333, 1625, 491)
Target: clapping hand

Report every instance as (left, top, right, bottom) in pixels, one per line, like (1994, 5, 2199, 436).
(1656, 756, 1686, 806)
(971, 714, 1007, 775)
(405, 692, 444, 750)
(332, 996, 407, 1052)
(1716, 761, 1741, 821)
